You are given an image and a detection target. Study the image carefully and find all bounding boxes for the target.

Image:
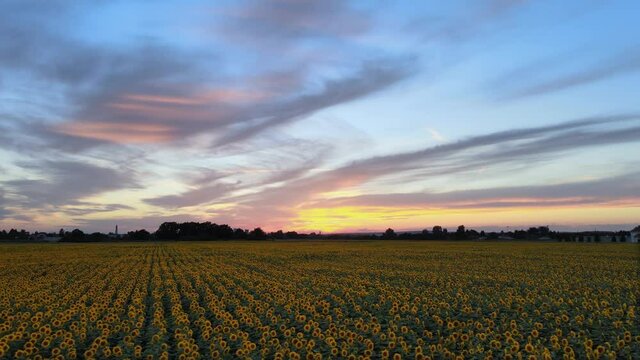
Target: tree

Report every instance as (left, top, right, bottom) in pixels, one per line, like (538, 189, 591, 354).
(432, 226, 444, 239)
(156, 222, 179, 240)
(456, 225, 467, 240)
(248, 227, 267, 240)
(128, 229, 151, 241)
(285, 231, 299, 239)
(59, 228, 65, 237)
(382, 228, 397, 239)
(87, 232, 109, 242)
(538, 226, 550, 235)
(65, 229, 85, 242)
(234, 228, 248, 239)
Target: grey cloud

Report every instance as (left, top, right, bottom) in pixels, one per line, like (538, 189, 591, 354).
(0, 190, 12, 220)
(143, 182, 238, 209)
(410, 0, 529, 43)
(84, 56, 413, 148)
(258, 159, 323, 187)
(1, 3, 114, 87)
(143, 139, 330, 209)
(62, 204, 135, 217)
(338, 114, 638, 179)
(232, 114, 640, 218)
(220, 0, 369, 47)
(405, 121, 640, 180)
(1, 1, 415, 155)
(142, 114, 634, 226)
(312, 172, 640, 209)
(215, 57, 416, 147)
(498, 50, 640, 99)
(188, 169, 228, 187)
(3, 160, 138, 208)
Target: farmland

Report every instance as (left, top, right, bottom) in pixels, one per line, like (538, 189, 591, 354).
(0, 242, 637, 359)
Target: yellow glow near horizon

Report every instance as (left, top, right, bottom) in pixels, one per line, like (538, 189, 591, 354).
(293, 205, 640, 233)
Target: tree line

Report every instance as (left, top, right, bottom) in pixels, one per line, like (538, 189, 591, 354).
(0, 223, 635, 242)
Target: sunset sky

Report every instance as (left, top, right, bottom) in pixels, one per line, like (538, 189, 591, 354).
(1, 0, 639, 233)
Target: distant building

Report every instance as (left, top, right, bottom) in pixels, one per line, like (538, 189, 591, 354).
(108, 225, 121, 239)
(573, 231, 636, 243)
(29, 232, 61, 242)
(583, 233, 614, 242)
(630, 228, 639, 243)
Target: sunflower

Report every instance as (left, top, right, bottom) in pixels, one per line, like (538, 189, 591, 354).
(525, 343, 534, 353)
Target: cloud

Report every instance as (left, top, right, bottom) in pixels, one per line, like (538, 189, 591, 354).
(228, 114, 640, 223)
(427, 128, 446, 142)
(496, 50, 640, 99)
(143, 139, 331, 209)
(0, 0, 406, 153)
(219, 0, 369, 48)
(62, 204, 135, 217)
(0, 190, 12, 220)
(333, 114, 639, 180)
(310, 172, 640, 209)
(3, 160, 138, 208)
(409, 0, 529, 43)
(54, 122, 176, 144)
(214, 57, 416, 147)
(144, 182, 237, 209)
(24, 56, 413, 151)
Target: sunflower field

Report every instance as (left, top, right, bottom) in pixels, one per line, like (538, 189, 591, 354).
(0, 241, 637, 359)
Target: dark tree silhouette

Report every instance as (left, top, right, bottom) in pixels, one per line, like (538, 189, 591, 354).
(156, 222, 180, 239)
(382, 228, 397, 239)
(128, 229, 151, 241)
(249, 227, 267, 240)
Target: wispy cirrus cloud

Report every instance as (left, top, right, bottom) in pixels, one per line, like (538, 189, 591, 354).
(1, 0, 411, 154)
(214, 57, 416, 147)
(218, 115, 640, 226)
(219, 0, 370, 47)
(0, 190, 13, 220)
(144, 182, 238, 209)
(408, 0, 530, 43)
(310, 172, 640, 209)
(3, 160, 138, 209)
(494, 50, 640, 99)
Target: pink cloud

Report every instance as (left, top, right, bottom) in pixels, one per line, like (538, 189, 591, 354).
(55, 122, 176, 144)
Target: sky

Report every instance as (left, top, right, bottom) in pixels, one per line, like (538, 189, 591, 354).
(1, 0, 639, 234)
